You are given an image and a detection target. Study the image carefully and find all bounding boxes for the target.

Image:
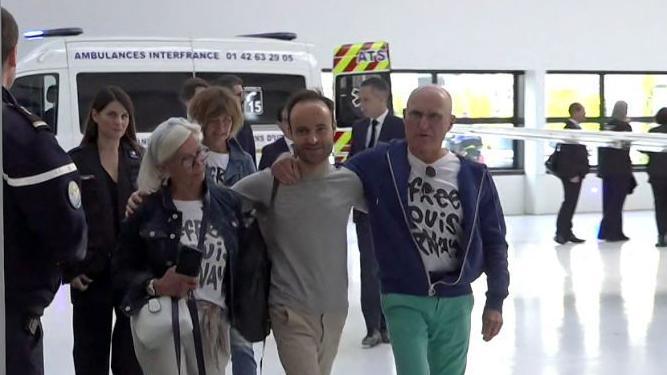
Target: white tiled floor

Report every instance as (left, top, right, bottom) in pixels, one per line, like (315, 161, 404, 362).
(42, 211, 667, 374)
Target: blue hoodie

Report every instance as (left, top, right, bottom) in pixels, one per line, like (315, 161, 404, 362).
(345, 140, 509, 311)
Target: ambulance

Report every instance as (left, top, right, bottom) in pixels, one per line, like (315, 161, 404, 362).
(11, 30, 322, 154)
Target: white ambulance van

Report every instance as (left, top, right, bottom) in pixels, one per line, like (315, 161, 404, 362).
(11, 33, 322, 154)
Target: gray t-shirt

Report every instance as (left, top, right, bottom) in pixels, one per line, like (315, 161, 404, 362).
(232, 166, 366, 314)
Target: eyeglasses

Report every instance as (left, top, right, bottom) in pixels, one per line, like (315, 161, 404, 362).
(180, 147, 209, 169)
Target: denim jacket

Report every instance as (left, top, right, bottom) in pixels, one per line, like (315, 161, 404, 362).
(113, 176, 243, 316)
(210, 137, 256, 187)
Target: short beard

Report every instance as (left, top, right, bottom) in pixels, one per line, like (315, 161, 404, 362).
(294, 143, 333, 165)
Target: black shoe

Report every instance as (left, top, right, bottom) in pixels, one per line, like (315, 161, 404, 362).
(361, 331, 381, 348)
(568, 234, 585, 243)
(656, 235, 667, 248)
(606, 235, 629, 242)
(380, 329, 390, 344)
(554, 235, 568, 245)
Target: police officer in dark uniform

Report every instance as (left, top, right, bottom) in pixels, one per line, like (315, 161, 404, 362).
(597, 100, 634, 242)
(2, 7, 87, 374)
(647, 107, 667, 247)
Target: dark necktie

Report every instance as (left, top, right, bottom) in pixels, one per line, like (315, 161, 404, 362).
(368, 119, 379, 149)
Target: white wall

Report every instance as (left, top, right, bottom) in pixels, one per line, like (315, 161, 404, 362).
(6, 0, 667, 71)
(4, 0, 664, 215)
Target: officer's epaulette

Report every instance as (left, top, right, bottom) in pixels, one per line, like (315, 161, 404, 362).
(5, 101, 51, 131)
(16, 105, 50, 130)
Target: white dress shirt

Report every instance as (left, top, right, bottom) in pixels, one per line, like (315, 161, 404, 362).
(365, 109, 389, 148)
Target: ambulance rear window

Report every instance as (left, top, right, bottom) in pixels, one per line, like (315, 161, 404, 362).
(77, 72, 192, 133)
(12, 73, 59, 133)
(196, 73, 306, 125)
(77, 72, 306, 133)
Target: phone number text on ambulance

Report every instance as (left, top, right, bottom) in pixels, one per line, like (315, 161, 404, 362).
(225, 51, 295, 63)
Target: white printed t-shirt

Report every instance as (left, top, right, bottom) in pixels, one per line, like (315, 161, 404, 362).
(173, 199, 227, 308)
(206, 151, 230, 186)
(407, 151, 464, 273)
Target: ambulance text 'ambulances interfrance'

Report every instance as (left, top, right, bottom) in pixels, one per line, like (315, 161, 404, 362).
(12, 33, 322, 157)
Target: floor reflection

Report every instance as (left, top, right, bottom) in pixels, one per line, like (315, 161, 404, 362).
(40, 211, 667, 374)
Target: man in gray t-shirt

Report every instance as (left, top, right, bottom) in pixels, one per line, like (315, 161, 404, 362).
(232, 90, 365, 375)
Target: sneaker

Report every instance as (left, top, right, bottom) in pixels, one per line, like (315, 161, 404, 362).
(361, 331, 381, 348)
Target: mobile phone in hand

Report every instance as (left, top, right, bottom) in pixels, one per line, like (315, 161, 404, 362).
(176, 244, 203, 277)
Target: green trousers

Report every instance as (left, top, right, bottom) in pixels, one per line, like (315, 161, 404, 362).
(382, 293, 474, 375)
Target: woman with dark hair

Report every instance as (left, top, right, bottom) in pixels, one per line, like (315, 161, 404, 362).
(65, 85, 143, 374)
(647, 107, 667, 247)
(597, 100, 634, 241)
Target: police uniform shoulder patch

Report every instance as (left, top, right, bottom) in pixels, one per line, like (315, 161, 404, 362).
(68, 181, 82, 209)
(15, 105, 49, 129)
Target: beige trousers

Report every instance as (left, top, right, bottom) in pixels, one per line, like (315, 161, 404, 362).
(269, 305, 347, 375)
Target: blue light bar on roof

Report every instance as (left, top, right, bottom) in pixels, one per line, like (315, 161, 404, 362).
(24, 28, 83, 39)
(23, 30, 44, 38)
(238, 32, 297, 41)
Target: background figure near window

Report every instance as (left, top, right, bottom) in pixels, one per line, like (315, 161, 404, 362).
(43, 84, 58, 129)
(216, 74, 257, 166)
(65, 86, 144, 375)
(647, 107, 667, 247)
(553, 103, 590, 245)
(597, 100, 635, 242)
(258, 106, 293, 170)
(348, 77, 405, 348)
(180, 77, 209, 116)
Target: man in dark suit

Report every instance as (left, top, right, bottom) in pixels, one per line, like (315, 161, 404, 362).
(349, 77, 405, 348)
(647, 108, 667, 247)
(259, 107, 292, 170)
(554, 102, 590, 244)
